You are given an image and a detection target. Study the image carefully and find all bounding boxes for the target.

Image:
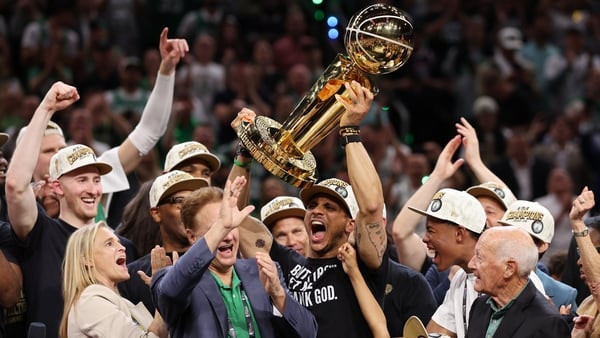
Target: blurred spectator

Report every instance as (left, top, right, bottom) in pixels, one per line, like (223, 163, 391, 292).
(20, 3, 79, 96)
(520, 10, 561, 114)
(98, 0, 141, 57)
(176, 0, 226, 43)
(66, 106, 110, 155)
(177, 32, 225, 116)
(533, 114, 592, 192)
(468, 96, 506, 165)
(545, 24, 600, 117)
(214, 15, 245, 67)
(141, 48, 161, 90)
(442, 14, 493, 118)
(212, 62, 271, 146)
(251, 38, 284, 100)
(490, 132, 552, 200)
(535, 168, 579, 267)
(105, 57, 151, 125)
(272, 7, 315, 73)
(476, 26, 538, 130)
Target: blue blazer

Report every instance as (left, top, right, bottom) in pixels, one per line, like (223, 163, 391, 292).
(151, 238, 317, 338)
(536, 267, 578, 312)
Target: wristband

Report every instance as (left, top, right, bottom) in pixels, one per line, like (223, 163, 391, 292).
(573, 227, 589, 237)
(234, 158, 252, 168)
(236, 142, 253, 159)
(340, 134, 362, 148)
(339, 125, 360, 137)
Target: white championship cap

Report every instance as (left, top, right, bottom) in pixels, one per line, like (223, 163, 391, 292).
(466, 181, 517, 210)
(300, 178, 359, 219)
(498, 200, 554, 243)
(408, 188, 487, 234)
(164, 141, 221, 173)
(49, 144, 112, 180)
(149, 170, 208, 208)
(260, 196, 306, 229)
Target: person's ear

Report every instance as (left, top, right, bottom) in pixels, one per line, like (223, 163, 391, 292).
(504, 259, 517, 278)
(149, 207, 161, 223)
(345, 219, 355, 236)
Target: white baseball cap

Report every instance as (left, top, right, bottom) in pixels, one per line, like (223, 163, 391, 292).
(49, 144, 112, 180)
(149, 170, 209, 208)
(17, 120, 64, 145)
(498, 200, 554, 243)
(300, 178, 359, 219)
(261, 196, 306, 229)
(467, 181, 517, 210)
(408, 188, 487, 234)
(498, 26, 523, 50)
(0, 133, 8, 147)
(164, 141, 221, 173)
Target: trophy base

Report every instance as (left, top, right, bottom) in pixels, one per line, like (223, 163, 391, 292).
(237, 116, 318, 188)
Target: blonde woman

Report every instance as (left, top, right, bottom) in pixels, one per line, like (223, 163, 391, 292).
(59, 222, 167, 338)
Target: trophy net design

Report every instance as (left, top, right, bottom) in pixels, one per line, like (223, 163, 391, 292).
(237, 4, 414, 188)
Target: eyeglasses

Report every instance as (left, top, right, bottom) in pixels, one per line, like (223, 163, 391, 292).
(158, 196, 185, 207)
(576, 246, 600, 256)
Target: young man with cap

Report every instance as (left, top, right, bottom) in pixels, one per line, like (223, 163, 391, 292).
(163, 141, 221, 183)
(119, 170, 208, 312)
(4, 81, 136, 337)
(497, 200, 578, 314)
(407, 188, 486, 338)
(237, 81, 388, 338)
(466, 226, 570, 337)
(260, 196, 308, 256)
(11, 28, 188, 225)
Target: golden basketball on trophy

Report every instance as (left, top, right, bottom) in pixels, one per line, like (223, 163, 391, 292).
(236, 4, 414, 188)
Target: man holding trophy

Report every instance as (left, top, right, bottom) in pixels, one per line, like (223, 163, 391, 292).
(233, 5, 414, 337)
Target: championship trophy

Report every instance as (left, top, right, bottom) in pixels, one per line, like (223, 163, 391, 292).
(236, 4, 414, 188)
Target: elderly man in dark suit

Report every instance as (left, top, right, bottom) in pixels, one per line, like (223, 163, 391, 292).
(466, 226, 569, 338)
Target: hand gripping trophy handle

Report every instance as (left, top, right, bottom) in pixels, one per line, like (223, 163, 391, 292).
(236, 4, 414, 188)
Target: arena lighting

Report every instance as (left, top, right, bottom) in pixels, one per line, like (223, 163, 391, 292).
(328, 28, 339, 39)
(314, 9, 325, 21)
(312, 0, 323, 4)
(327, 16, 338, 27)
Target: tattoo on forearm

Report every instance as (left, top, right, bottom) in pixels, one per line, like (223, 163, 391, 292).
(366, 222, 386, 258)
(255, 239, 265, 248)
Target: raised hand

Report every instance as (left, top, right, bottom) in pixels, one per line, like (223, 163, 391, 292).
(455, 117, 482, 166)
(256, 251, 285, 297)
(569, 187, 595, 223)
(338, 242, 359, 277)
(138, 246, 179, 286)
(336, 80, 375, 126)
(219, 176, 255, 231)
(430, 135, 464, 181)
(158, 27, 189, 75)
(40, 81, 79, 112)
(231, 108, 256, 130)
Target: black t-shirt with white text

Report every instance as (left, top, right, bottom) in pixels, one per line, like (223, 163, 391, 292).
(270, 242, 387, 338)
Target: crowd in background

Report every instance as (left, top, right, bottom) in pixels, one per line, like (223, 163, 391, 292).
(0, 0, 599, 297)
(2, 0, 600, 337)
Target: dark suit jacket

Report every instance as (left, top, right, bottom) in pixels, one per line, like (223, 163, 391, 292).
(489, 157, 552, 200)
(151, 238, 317, 338)
(466, 282, 570, 338)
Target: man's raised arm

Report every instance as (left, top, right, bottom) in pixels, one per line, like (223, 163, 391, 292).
(117, 27, 189, 173)
(337, 81, 385, 269)
(6, 82, 79, 239)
